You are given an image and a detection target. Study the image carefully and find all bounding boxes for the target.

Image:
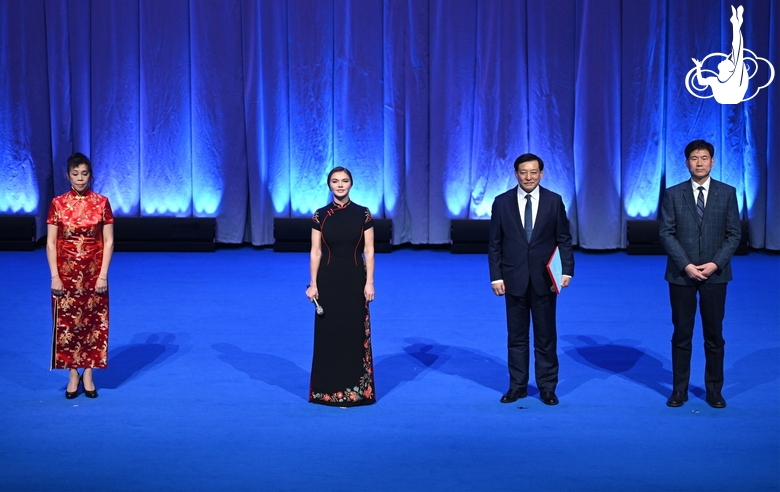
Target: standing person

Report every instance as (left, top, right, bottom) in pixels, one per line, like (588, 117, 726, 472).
(659, 139, 741, 409)
(488, 154, 574, 406)
(47, 153, 114, 399)
(306, 167, 376, 406)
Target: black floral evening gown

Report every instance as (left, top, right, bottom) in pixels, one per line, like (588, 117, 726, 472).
(309, 201, 376, 406)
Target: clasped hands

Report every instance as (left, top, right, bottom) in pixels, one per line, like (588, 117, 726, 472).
(684, 262, 718, 282)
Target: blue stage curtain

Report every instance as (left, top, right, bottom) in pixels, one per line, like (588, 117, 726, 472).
(241, 0, 289, 245)
(140, 0, 191, 217)
(768, 0, 780, 249)
(527, 0, 577, 243)
(91, 1, 141, 216)
(1, 0, 778, 248)
(0, 0, 50, 236)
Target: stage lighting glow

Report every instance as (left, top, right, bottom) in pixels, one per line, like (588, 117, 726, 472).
(349, 189, 382, 217)
(194, 192, 221, 216)
(0, 189, 38, 213)
(142, 195, 191, 216)
(270, 184, 290, 214)
(445, 183, 468, 217)
(0, 159, 39, 213)
(625, 199, 655, 218)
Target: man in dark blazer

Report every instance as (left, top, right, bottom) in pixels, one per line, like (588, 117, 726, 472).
(488, 153, 574, 406)
(659, 139, 741, 409)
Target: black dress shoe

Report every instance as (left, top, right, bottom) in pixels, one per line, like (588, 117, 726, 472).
(65, 373, 80, 399)
(500, 388, 528, 403)
(706, 392, 726, 408)
(82, 376, 98, 399)
(666, 390, 688, 407)
(540, 391, 559, 405)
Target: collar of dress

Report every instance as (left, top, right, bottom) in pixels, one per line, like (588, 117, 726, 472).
(69, 188, 92, 200)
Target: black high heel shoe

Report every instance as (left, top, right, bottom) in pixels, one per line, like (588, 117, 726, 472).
(65, 372, 80, 399)
(82, 374, 98, 399)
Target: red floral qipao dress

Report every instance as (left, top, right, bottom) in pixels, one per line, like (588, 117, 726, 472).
(47, 189, 114, 369)
(309, 201, 376, 406)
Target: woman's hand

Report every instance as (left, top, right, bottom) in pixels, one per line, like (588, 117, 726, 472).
(364, 282, 375, 303)
(306, 284, 319, 302)
(96, 277, 108, 295)
(51, 276, 64, 297)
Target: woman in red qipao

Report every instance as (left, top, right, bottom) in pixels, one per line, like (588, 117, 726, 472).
(46, 153, 114, 399)
(305, 167, 376, 407)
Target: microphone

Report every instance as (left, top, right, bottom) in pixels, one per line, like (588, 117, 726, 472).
(307, 285, 324, 315)
(313, 297, 324, 315)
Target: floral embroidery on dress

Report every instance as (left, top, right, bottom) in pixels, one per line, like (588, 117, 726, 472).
(310, 307, 375, 404)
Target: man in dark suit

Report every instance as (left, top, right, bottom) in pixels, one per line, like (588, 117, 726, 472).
(488, 153, 574, 406)
(659, 139, 741, 409)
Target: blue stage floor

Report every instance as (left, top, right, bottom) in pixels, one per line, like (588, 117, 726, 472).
(1, 248, 778, 491)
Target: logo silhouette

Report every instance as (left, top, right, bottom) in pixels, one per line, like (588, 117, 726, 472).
(685, 5, 774, 104)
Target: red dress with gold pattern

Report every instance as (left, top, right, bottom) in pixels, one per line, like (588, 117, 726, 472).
(47, 189, 114, 369)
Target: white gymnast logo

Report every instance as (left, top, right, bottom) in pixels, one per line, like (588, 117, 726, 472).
(685, 5, 774, 104)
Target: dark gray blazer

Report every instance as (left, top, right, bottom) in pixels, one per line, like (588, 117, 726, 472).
(659, 178, 741, 285)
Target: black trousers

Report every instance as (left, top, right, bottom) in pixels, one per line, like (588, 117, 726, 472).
(669, 282, 727, 395)
(505, 282, 558, 392)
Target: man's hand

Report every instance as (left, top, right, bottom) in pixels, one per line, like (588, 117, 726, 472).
(561, 276, 571, 288)
(491, 281, 506, 296)
(684, 263, 710, 281)
(697, 262, 718, 278)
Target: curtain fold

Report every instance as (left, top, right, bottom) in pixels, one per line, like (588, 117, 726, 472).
(767, 0, 780, 250)
(469, 0, 529, 220)
(573, 0, 622, 249)
(242, 0, 289, 245)
(621, 1, 666, 224)
(140, 0, 191, 217)
(527, 0, 578, 244)
(0, 1, 50, 236)
(1, 0, 777, 249)
(44, 0, 73, 204)
(429, 0, 477, 243)
(190, 0, 248, 242)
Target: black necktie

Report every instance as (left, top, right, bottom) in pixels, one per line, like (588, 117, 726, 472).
(696, 186, 705, 225)
(524, 194, 533, 241)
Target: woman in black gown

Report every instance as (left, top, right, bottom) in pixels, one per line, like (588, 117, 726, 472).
(306, 167, 376, 406)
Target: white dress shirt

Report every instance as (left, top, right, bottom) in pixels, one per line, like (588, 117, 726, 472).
(691, 177, 711, 206)
(517, 185, 540, 229)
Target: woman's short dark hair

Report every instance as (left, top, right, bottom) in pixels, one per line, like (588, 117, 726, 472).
(67, 152, 93, 176)
(513, 153, 545, 172)
(327, 166, 353, 185)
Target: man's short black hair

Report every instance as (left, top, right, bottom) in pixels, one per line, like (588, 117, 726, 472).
(684, 140, 715, 160)
(513, 153, 544, 172)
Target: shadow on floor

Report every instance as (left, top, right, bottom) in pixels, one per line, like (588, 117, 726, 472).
(378, 337, 508, 396)
(212, 343, 310, 400)
(98, 332, 185, 389)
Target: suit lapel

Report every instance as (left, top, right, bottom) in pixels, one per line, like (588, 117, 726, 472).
(529, 187, 550, 244)
(682, 183, 700, 226)
(702, 180, 720, 227)
(507, 186, 528, 244)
